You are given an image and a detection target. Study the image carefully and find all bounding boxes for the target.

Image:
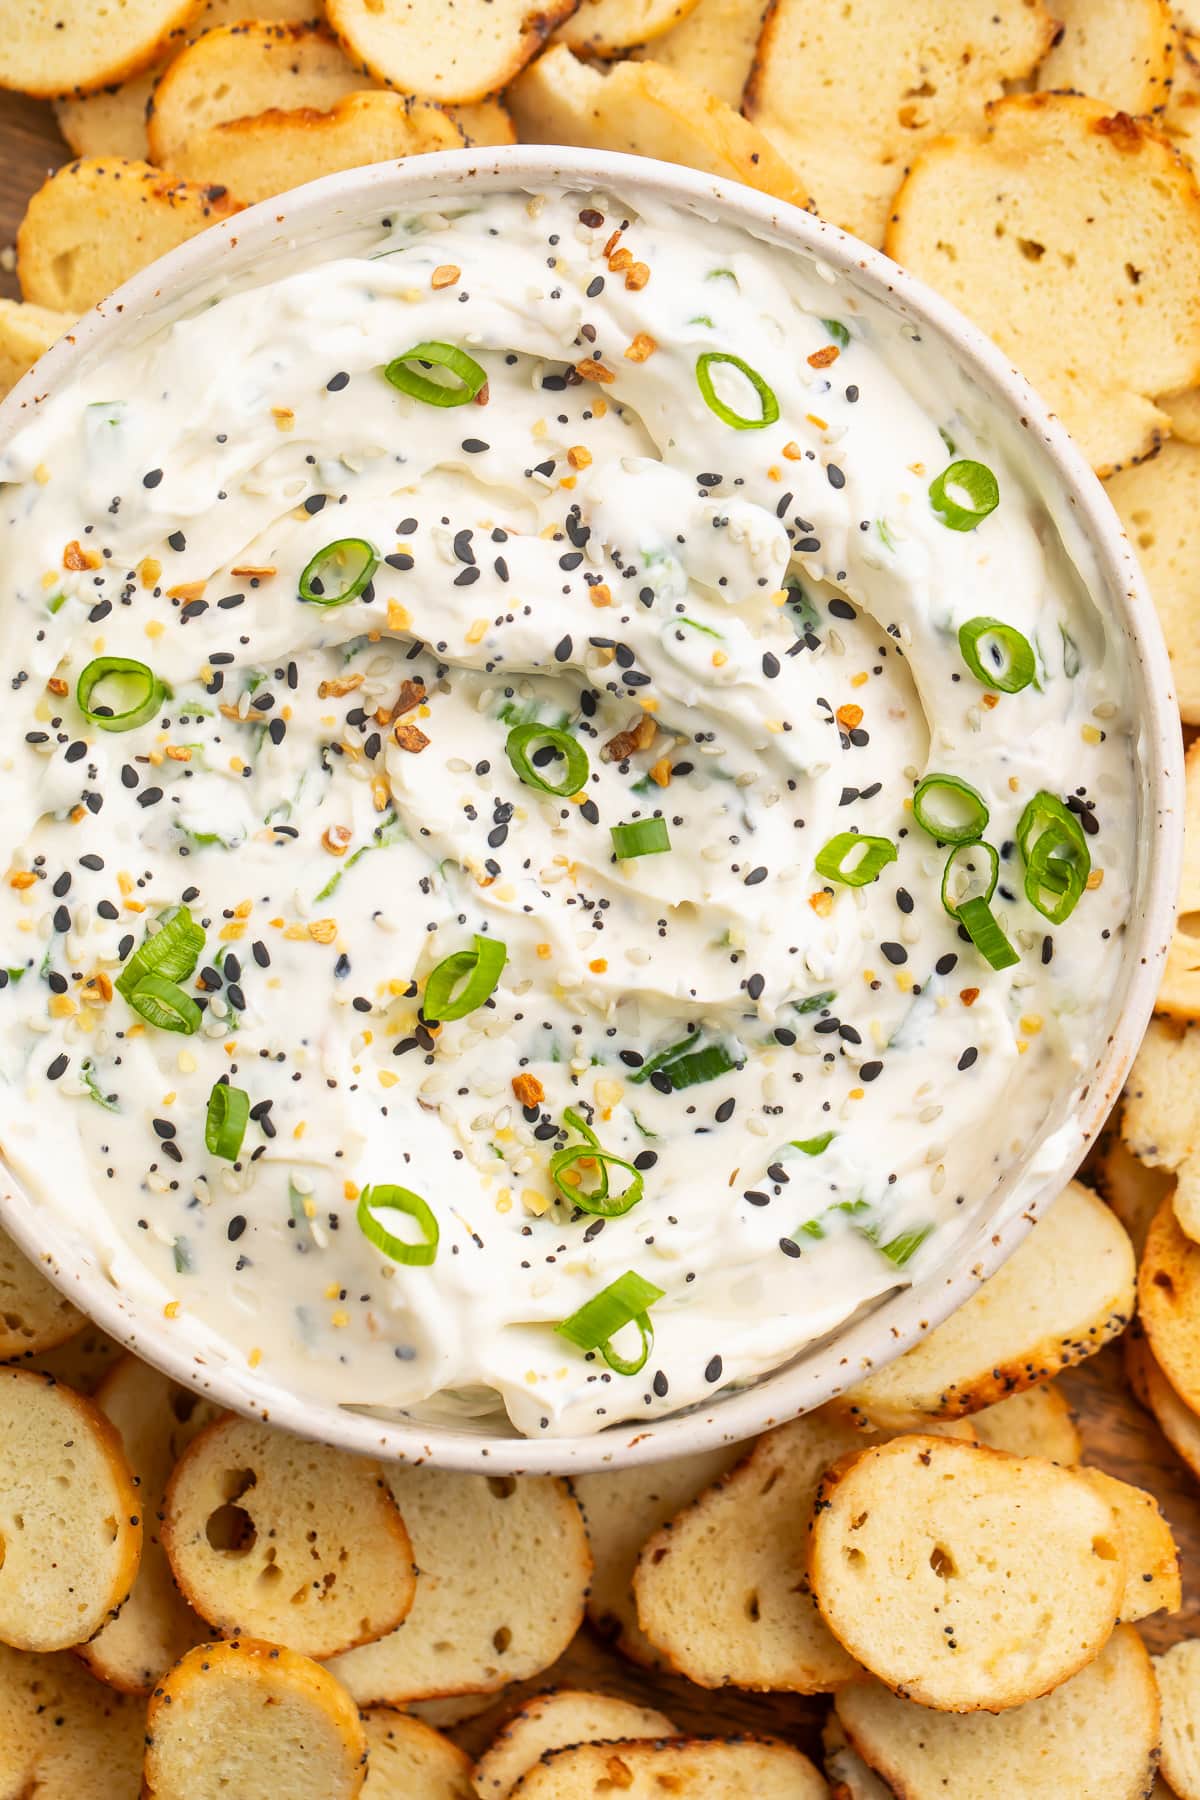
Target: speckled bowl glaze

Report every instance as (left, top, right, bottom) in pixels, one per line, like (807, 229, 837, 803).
(0, 148, 1183, 1473)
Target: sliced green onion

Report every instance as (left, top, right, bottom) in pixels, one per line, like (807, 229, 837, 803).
(298, 538, 378, 606)
(941, 841, 999, 916)
(205, 1080, 249, 1160)
(821, 318, 850, 348)
(76, 656, 165, 733)
(792, 1131, 835, 1156)
(876, 1225, 933, 1266)
(357, 1184, 439, 1266)
(912, 774, 989, 845)
(795, 990, 836, 1014)
(126, 974, 202, 1034)
(695, 352, 779, 430)
(611, 818, 671, 859)
(814, 832, 898, 887)
(505, 722, 589, 797)
(550, 1107, 644, 1217)
(629, 1034, 699, 1085)
(957, 897, 1020, 971)
(384, 341, 487, 407)
(929, 459, 1000, 531)
(1017, 791, 1091, 923)
(958, 617, 1036, 693)
(556, 1269, 665, 1376)
(423, 933, 506, 1023)
(648, 1042, 740, 1090)
(116, 906, 205, 1001)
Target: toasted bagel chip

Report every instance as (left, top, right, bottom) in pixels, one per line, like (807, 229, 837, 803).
(509, 45, 811, 208)
(0, 0, 204, 97)
(823, 1715, 895, 1800)
(744, 0, 1054, 247)
(1109, 454, 1200, 730)
(970, 1382, 1082, 1463)
(509, 1736, 828, 1798)
(1038, 0, 1174, 116)
(1157, 739, 1200, 1012)
(0, 1639, 144, 1794)
(1095, 1116, 1175, 1256)
(450, 98, 517, 144)
(0, 1217, 84, 1357)
(78, 1357, 220, 1693)
(328, 1470, 589, 1704)
(475, 1691, 678, 1797)
(1133, 1329, 1200, 1480)
(362, 1707, 474, 1797)
(10, 1319, 124, 1390)
(17, 157, 241, 315)
(161, 1414, 415, 1660)
(836, 1624, 1160, 1800)
(147, 21, 371, 165)
(574, 1445, 742, 1665)
(0, 1366, 142, 1652)
(411, 1690, 505, 1726)
(144, 1638, 367, 1799)
(629, 0, 765, 107)
(1161, 383, 1200, 444)
(1077, 1465, 1181, 1621)
(327, 0, 577, 102)
(1155, 1639, 1200, 1798)
(556, 0, 701, 57)
(1124, 1019, 1200, 1234)
(809, 1435, 1123, 1710)
(168, 93, 465, 206)
(1139, 1194, 1200, 1409)
(842, 1182, 1135, 1429)
(886, 93, 1200, 475)
(1167, 31, 1200, 171)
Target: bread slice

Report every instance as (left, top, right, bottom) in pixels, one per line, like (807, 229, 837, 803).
(161, 1413, 415, 1661)
(0, 1639, 144, 1796)
(0, 1367, 142, 1653)
(1139, 1194, 1200, 1413)
(17, 156, 241, 314)
(1077, 1466, 1180, 1621)
(55, 0, 321, 160)
(146, 21, 371, 165)
(1109, 449, 1200, 730)
(970, 1382, 1082, 1463)
(0, 1217, 83, 1357)
(0, 0, 203, 97)
(632, 1409, 867, 1692)
(629, 0, 765, 107)
(508, 46, 811, 208)
(450, 99, 516, 145)
(326, 0, 577, 102)
(361, 1707, 474, 1797)
(843, 1182, 1135, 1429)
(556, 0, 701, 56)
(509, 1736, 829, 1798)
(837, 1624, 1160, 1800)
(744, 0, 1055, 247)
(823, 1716, 895, 1800)
(810, 1435, 1124, 1710)
(1038, 0, 1175, 116)
(168, 93, 465, 207)
(1094, 1116, 1175, 1256)
(1124, 1020, 1200, 1234)
(886, 93, 1200, 475)
(6, 1319, 124, 1390)
(143, 1638, 368, 1799)
(328, 1470, 590, 1704)
(474, 1691, 678, 1797)
(574, 1445, 742, 1665)
(78, 1356, 219, 1693)
(1155, 1639, 1200, 1798)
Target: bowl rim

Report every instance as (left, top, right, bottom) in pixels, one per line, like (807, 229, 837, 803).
(0, 144, 1183, 1472)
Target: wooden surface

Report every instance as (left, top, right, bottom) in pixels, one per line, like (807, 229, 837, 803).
(1, 87, 1197, 1774)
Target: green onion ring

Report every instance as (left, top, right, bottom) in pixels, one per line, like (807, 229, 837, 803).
(549, 1106, 647, 1216)
(1017, 791, 1091, 922)
(205, 1080, 250, 1160)
(941, 841, 999, 916)
(556, 1269, 665, 1376)
(695, 352, 780, 430)
(792, 1131, 835, 1156)
(357, 1184, 439, 1266)
(384, 341, 488, 407)
(126, 973, 202, 1034)
(929, 459, 1000, 531)
(876, 1225, 933, 1266)
(298, 537, 378, 606)
(957, 617, 1036, 693)
(422, 933, 506, 1023)
(611, 817, 671, 860)
(957, 896, 1020, 970)
(912, 773, 989, 845)
(814, 832, 898, 887)
(505, 722, 589, 798)
(116, 906, 205, 1001)
(76, 656, 166, 733)
(629, 1034, 697, 1086)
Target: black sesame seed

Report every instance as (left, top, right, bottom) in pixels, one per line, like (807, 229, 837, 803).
(958, 1046, 979, 1070)
(880, 942, 907, 965)
(705, 1355, 723, 1383)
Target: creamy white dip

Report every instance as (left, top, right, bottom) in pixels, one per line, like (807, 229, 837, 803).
(0, 186, 1134, 1437)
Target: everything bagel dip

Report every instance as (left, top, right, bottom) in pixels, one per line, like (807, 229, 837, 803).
(0, 185, 1135, 1437)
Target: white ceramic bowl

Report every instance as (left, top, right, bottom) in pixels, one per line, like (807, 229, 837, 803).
(0, 147, 1182, 1473)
